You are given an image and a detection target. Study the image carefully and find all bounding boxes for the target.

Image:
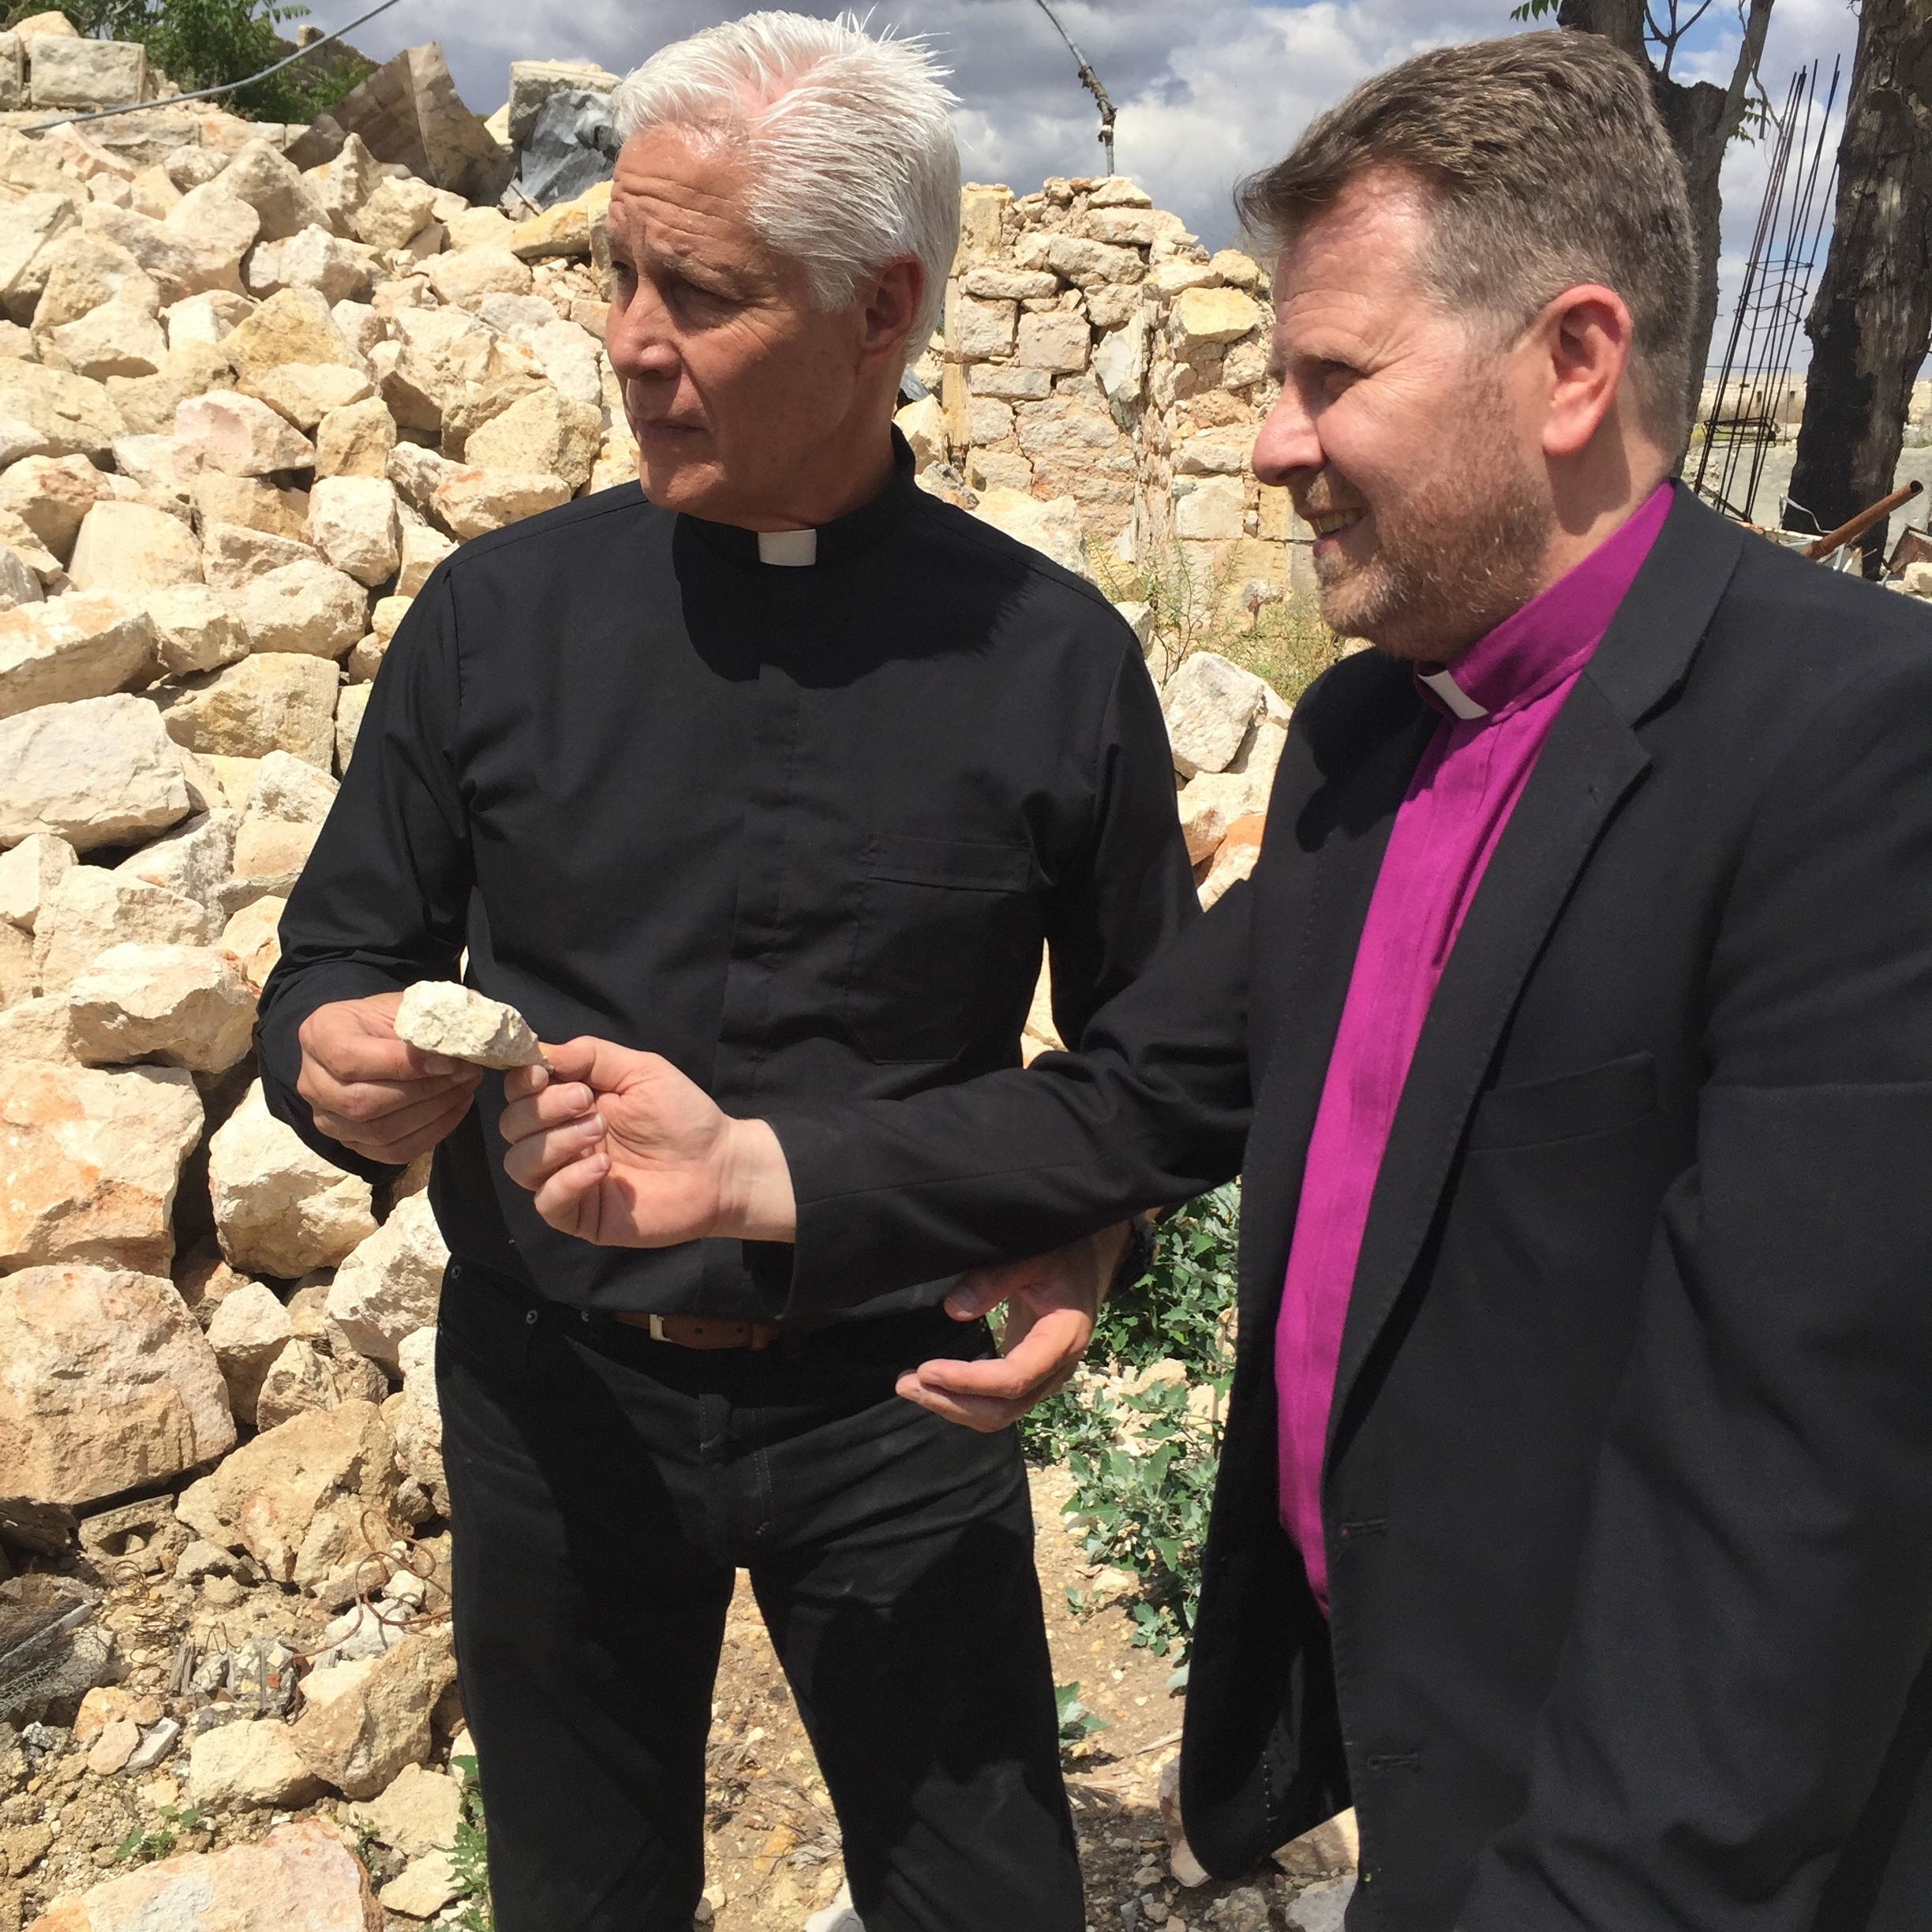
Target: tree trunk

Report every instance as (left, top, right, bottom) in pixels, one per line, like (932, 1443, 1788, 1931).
(1784, 0, 1932, 568)
(1559, 0, 1775, 436)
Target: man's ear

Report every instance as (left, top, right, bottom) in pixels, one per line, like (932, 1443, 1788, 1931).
(857, 256, 924, 376)
(1538, 283, 1634, 461)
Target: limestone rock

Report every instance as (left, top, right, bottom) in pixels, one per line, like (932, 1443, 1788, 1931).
(507, 177, 611, 261)
(378, 1852, 460, 1919)
(0, 540, 43, 610)
(146, 582, 249, 675)
(174, 1398, 404, 1593)
(22, 1817, 380, 1932)
(0, 1261, 230, 1502)
(1162, 651, 1267, 777)
(354, 1762, 460, 1855)
(314, 395, 396, 478)
(0, 191, 79, 320)
(254, 1335, 388, 1431)
(390, 1324, 445, 1515)
(47, 295, 167, 381)
(219, 140, 331, 244)
(66, 500, 202, 597)
(109, 431, 201, 498)
(351, 176, 436, 253)
(32, 866, 215, 992)
(384, 438, 467, 512)
(1017, 310, 1091, 373)
(1172, 474, 1246, 541)
(1200, 811, 1266, 911)
(431, 466, 571, 538)
(464, 387, 601, 491)
(229, 559, 367, 658)
(68, 942, 256, 1073)
(0, 693, 190, 852)
(1169, 284, 1264, 352)
(218, 893, 285, 992)
(290, 1625, 456, 1800)
(1034, 234, 1144, 290)
(970, 487, 1088, 578)
(307, 476, 400, 586)
(162, 286, 255, 348)
(192, 470, 310, 540)
(394, 979, 543, 1069)
(202, 520, 319, 588)
(0, 590, 157, 722)
(326, 1195, 447, 1372)
(335, 683, 369, 770)
(0, 993, 77, 1062)
(152, 653, 340, 767)
(174, 390, 316, 476)
(425, 245, 532, 310)
(275, 224, 379, 306)
(26, 34, 144, 111)
(312, 133, 383, 236)
(0, 917, 36, 1005)
(185, 1720, 324, 1810)
(0, 829, 73, 930)
(208, 1079, 376, 1278)
(221, 285, 365, 380)
(241, 359, 373, 432)
(206, 1276, 294, 1425)
(0, 451, 107, 560)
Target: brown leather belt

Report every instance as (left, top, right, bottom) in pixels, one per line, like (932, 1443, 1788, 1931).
(614, 1311, 778, 1350)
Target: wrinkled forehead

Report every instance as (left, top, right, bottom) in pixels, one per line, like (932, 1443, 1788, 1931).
(607, 126, 766, 260)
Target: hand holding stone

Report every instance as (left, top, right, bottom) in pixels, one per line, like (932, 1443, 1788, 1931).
(296, 991, 484, 1166)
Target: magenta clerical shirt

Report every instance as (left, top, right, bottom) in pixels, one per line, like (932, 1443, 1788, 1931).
(1275, 481, 1675, 1613)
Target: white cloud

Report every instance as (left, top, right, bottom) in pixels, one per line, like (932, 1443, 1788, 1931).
(331, 0, 1858, 349)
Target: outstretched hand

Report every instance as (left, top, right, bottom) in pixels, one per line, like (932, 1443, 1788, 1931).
(497, 1037, 796, 1245)
(895, 1222, 1133, 1432)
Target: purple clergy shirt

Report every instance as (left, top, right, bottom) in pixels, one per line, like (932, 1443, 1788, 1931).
(1275, 481, 1675, 1613)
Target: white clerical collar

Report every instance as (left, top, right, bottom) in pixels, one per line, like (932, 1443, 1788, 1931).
(1417, 667, 1489, 721)
(757, 528, 818, 567)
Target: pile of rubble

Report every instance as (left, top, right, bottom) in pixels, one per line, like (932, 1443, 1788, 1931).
(0, 31, 1312, 1927)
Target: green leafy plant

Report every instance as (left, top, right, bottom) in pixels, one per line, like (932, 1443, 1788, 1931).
(448, 1755, 493, 1932)
(114, 1803, 204, 1865)
(1054, 1680, 1106, 1755)
(1099, 1185, 1241, 1374)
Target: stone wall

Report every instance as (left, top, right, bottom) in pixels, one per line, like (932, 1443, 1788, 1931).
(899, 174, 1314, 607)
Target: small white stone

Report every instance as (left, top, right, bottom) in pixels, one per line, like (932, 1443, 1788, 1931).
(393, 979, 545, 1069)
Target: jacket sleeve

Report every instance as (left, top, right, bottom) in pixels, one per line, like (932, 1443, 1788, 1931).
(253, 570, 474, 1183)
(1042, 633, 1200, 1046)
(1461, 646, 1932, 1930)
(766, 867, 1256, 1319)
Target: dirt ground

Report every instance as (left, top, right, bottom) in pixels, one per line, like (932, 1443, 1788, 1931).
(1, 1471, 1354, 1932)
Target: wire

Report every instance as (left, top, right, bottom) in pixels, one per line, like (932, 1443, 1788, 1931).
(17, 0, 406, 133)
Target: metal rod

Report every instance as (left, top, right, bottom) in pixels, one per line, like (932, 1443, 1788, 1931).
(16, 0, 405, 133)
(1031, 0, 1116, 175)
(1803, 479, 1924, 560)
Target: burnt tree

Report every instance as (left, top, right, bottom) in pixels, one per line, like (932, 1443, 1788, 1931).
(1556, 0, 1776, 436)
(1784, 0, 1932, 566)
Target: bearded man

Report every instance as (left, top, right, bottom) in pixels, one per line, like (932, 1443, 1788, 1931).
(254, 15, 1196, 1932)
(497, 32, 1932, 1932)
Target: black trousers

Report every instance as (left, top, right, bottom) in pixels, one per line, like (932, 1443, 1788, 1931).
(435, 1260, 1085, 1932)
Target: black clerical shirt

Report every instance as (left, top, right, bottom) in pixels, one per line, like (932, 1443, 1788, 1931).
(256, 436, 1197, 1323)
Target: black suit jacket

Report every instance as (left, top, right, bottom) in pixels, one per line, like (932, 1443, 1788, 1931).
(769, 491, 1932, 1930)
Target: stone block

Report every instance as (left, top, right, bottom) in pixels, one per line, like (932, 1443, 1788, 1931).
(175, 390, 316, 476)
(425, 245, 533, 311)
(395, 523, 454, 597)
(951, 183, 1011, 271)
(27, 35, 144, 111)
(274, 223, 379, 305)
(945, 287, 1016, 362)
(507, 57, 620, 145)
(153, 652, 340, 767)
(968, 364, 1052, 401)
(0, 189, 79, 320)
(221, 284, 365, 379)
(290, 1625, 456, 1799)
(314, 395, 398, 478)
(113, 807, 238, 911)
(208, 1079, 376, 1279)
(0, 1261, 230, 1505)
(507, 178, 611, 263)
(193, 471, 311, 541)
(1035, 234, 1144, 290)
(147, 582, 250, 675)
(230, 559, 368, 657)
(69, 942, 256, 1074)
(431, 466, 571, 539)
(203, 520, 320, 588)
(48, 298, 168, 381)
(218, 139, 331, 244)
(463, 386, 601, 490)
(0, 451, 106, 561)
(963, 267, 1058, 301)
(326, 1194, 447, 1372)
(66, 500, 202, 597)
(1169, 284, 1264, 351)
(1173, 474, 1247, 541)
(970, 487, 1088, 578)
(0, 829, 73, 930)
(241, 359, 375, 432)
(1017, 310, 1091, 373)
(352, 175, 437, 253)
(0, 358, 122, 461)
(33, 863, 214, 992)
(335, 683, 370, 772)
(0, 692, 189, 852)
(1161, 649, 1267, 777)
(0, 589, 157, 721)
(218, 892, 285, 993)
(307, 475, 401, 587)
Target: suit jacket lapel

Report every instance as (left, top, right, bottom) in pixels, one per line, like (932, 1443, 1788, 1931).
(1328, 490, 1750, 1437)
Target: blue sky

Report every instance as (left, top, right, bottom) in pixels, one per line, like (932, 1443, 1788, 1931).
(327, 0, 1862, 359)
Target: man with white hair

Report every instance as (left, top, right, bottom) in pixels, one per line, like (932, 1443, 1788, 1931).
(255, 14, 1193, 1930)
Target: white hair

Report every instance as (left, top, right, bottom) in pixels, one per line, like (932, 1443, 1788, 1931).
(611, 12, 960, 360)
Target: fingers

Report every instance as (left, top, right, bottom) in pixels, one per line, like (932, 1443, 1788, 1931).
(896, 1305, 1094, 1431)
(498, 1078, 598, 1149)
(502, 1111, 608, 1192)
(943, 1268, 1020, 1322)
(317, 1086, 477, 1166)
(530, 1148, 611, 1229)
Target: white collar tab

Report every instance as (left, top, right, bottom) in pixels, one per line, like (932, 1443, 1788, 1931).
(1419, 668, 1488, 721)
(757, 528, 818, 567)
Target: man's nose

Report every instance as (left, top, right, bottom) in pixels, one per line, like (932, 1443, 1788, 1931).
(605, 284, 680, 382)
(1252, 382, 1323, 488)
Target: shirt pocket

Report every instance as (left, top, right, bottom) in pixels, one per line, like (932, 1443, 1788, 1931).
(1466, 1050, 1657, 1152)
(844, 832, 1039, 1063)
